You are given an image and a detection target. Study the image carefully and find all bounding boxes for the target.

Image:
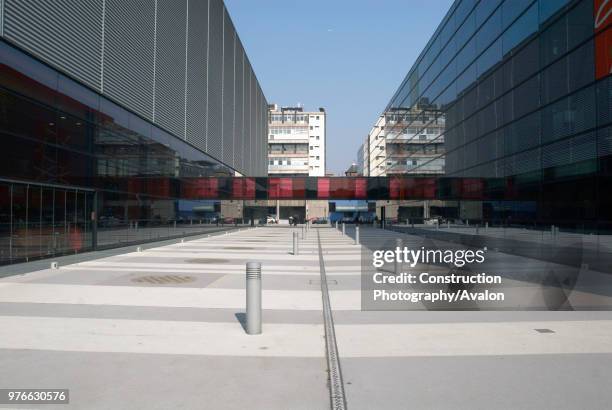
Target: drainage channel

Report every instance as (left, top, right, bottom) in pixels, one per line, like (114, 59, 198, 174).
(316, 229, 348, 410)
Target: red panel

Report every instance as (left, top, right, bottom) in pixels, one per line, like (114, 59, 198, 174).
(330, 178, 354, 199)
(292, 178, 306, 199)
(245, 178, 256, 199)
(232, 178, 245, 199)
(269, 178, 293, 199)
(317, 178, 330, 198)
(148, 178, 171, 197)
(182, 177, 218, 199)
(595, 0, 612, 79)
(355, 178, 367, 198)
(389, 177, 401, 199)
(460, 178, 484, 199)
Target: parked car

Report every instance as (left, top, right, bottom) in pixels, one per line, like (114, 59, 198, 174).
(266, 215, 278, 224)
(312, 217, 327, 224)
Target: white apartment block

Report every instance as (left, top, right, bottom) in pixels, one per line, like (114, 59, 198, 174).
(360, 102, 445, 177)
(267, 104, 326, 177)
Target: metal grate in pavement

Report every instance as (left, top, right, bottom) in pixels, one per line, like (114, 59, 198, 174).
(132, 275, 196, 284)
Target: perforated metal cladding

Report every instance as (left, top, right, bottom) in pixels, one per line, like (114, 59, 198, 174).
(206, 0, 223, 162)
(185, 0, 208, 152)
(104, 0, 155, 120)
(245, 64, 252, 174)
(234, 42, 244, 172)
(249, 65, 256, 175)
(222, 8, 234, 167)
(2, 0, 267, 176)
(3, 0, 103, 90)
(154, 0, 187, 138)
(0, 0, 4, 36)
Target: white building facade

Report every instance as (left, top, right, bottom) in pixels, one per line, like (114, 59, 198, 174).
(268, 104, 326, 176)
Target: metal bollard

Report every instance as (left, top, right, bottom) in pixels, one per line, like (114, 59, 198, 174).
(342, 223, 345, 236)
(50, 261, 59, 269)
(293, 232, 299, 255)
(485, 222, 488, 232)
(246, 262, 262, 335)
(301, 226, 305, 239)
(355, 226, 360, 245)
(137, 246, 142, 252)
(447, 221, 450, 229)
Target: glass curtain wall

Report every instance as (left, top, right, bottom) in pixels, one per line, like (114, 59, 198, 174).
(0, 40, 246, 266)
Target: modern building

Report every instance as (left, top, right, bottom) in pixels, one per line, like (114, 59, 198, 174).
(261, 104, 327, 222)
(371, 0, 612, 227)
(0, 0, 268, 264)
(267, 104, 326, 177)
(362, 103, 446, 177)
(344, 163, 360, 176)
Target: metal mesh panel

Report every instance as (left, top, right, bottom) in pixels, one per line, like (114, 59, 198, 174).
(154, 0, 187, 138)
(103, 0, 155, 120)
(3, 0, 103, 90)
(242, 62, 249, 175)
(206, 0, 223, 162)
(185, 0, 208, 152)
(222, 8, 234, 168)
(234, 41, 244, 173)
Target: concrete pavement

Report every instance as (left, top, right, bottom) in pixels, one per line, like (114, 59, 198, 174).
(0, 225, 612, 409)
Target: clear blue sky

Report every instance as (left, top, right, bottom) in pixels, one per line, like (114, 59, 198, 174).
(225, 0, 454, 175)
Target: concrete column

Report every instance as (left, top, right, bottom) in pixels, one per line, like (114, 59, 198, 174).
(355, 226, 360, 245)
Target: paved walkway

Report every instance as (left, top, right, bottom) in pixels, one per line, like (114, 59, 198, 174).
(0, 226, 611, 409)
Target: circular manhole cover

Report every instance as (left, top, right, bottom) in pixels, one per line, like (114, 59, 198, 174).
(222, 246, 254, 250)
(132, 275, 195, 284)
(187, 258, 229, 264)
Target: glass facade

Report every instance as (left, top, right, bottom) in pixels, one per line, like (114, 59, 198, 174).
(381, 0, 612, 230)
(0, 41, 246, 265)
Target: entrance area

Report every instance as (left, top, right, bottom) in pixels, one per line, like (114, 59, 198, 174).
(0, 180, 93, 265)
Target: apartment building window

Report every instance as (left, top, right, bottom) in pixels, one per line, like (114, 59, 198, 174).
(310, 126, 313, 130)
(419, 135, 427, 140)
(310, 146, 313, 150)
(316, 136, 320, 140)
(316, 156, 319, 160)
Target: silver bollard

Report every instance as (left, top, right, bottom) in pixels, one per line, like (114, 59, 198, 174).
(302, 226, 305, 239)
(50, 261, 59, 269)
(181, 238, 185, 243)
(355, 226, 360, 245)
(137, 246, 142, 252)
(342, 223, 345, 236)
(485, 222, 489, 232)
(293, 232, 299, 255)
(246, 262, 262, 335)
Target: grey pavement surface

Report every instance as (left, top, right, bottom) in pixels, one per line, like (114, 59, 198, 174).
(0, 225, 611, 409)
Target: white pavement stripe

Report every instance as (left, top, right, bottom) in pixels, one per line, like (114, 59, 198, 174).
(335, 321, 612, 357)
(59, 266, 325, 276)
(0, 316, 325, 357)
(70, 262, 324, 271)
(118, 253, 322, 261)
(0, 283, 323, 311)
